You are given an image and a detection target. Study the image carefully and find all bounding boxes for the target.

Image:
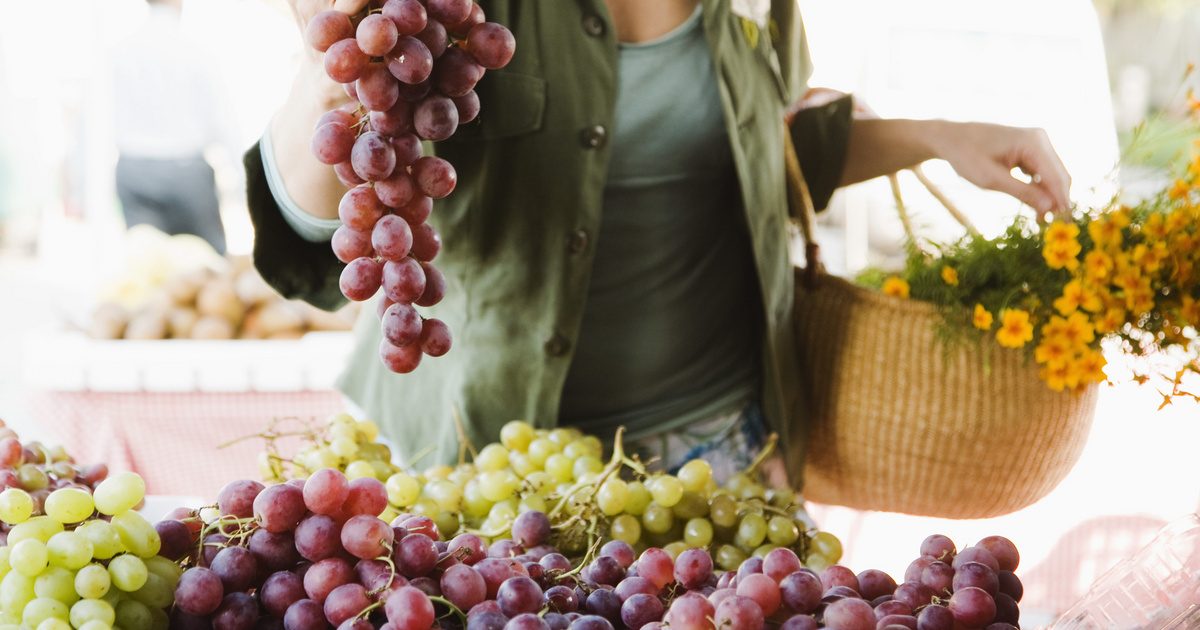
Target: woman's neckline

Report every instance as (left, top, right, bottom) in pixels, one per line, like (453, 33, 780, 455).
(618, 5, 703, 50)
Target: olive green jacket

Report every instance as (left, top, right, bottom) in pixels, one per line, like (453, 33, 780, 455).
(245, 0, 852, 479)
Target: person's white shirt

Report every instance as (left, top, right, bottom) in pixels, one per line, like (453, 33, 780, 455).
(112, 5, 227, 160)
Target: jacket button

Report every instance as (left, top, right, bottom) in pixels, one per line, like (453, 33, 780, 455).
(545, 334, 571, 357)
(567, 230, 589, 254)
(580, 125, 607, 149)
(582, 14, 606, 37)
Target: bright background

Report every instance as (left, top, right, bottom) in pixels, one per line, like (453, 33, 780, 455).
(1, 1, 1199, 626)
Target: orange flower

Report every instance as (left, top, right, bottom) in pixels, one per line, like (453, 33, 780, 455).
(1054, 280, 1085, 316)
(1094, 308, 1126, 334)
(1035, 336, 1070, 367)
(973, 304, 994, 330)
(1169, 179, 1192, 201)
(941, 266, 959, 286)
(996, 309, 1034, 349)
(1084, 250, 1114, 281)
(882, 276, 910, 299)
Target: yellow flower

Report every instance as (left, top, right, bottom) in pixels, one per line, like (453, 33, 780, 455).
(1079, 283, 1104, 313)
(1169, 179, 1192, 201)
(1094, 308, 1126, 334)
(1084, 250, 1114, 281)
(1166, 208, 1192, 235)
(882, 276, 910, 299)
(1182, 295, 1200, 326)
(1063, 312, 1097, 347)
(996, 309, 1034, 349)
(1035, 336, 1070, 367)
(973, 304, 994, 330)
(941, 266, 959, 286)
(1131, 241, 1170, 273)
(1054, 280, 1085, 315)
(1088, 217, 1123, 250)
(1075, 350, 1108, 385)
(1125, 283, 1155, 317)
(1143, 213, 1168, 241)
(1044, 221, 1081, 247)
(1190, 155, 1200, 180)
(1043, 244, 1081, 271)
(1040, 361, 1080, 392)
(1112, 264, 1143, 292)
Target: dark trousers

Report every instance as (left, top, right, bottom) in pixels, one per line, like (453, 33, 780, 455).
(116, 154, 227, 254)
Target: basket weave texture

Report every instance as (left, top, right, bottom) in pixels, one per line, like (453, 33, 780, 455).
(793, 272, 1099, 519)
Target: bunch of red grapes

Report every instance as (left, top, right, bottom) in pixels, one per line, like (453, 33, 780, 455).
(159, 467, 1024, 630)
(305, 0, 515, 373)
(0, 420, 109, 538)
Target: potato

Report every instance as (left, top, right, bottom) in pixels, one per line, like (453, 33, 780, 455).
(196, 280, 245, 327)
(167, 307, 198, 339)
(191, 315, 236, 340)
(256, 302, 305, 337)
(165, 268, 214, 306)
(300, 302, 358, 332)
(234, 268, 277, 307)
(89, 302, 128, 340)
(124, 309, 168, 340)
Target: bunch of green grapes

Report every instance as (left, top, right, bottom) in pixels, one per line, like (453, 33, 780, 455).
(257, 414, 400, 490)
(0, 473, 176, 630)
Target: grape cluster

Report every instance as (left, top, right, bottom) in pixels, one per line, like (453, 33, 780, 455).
(0, 472, 175, 630)
(0, 422, 110, 525)
(306, 0, 516, 373)
(257, 415, 401, 492)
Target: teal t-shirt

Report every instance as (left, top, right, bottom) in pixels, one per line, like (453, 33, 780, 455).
(558, 8, 761, 438)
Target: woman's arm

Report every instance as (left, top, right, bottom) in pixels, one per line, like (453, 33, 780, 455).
(841, 118, 1072, 214)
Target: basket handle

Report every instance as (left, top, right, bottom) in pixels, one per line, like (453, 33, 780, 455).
(783, 126, 823, 290)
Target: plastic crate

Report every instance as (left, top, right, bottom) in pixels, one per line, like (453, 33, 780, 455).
(1053, 513, 1200, 629)
(23, 331, 353, 498)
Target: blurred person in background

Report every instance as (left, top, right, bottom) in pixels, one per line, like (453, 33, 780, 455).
(112, 0, 229, 254)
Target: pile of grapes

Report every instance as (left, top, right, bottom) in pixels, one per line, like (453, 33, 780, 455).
(0, 422, 109, 523)
(0, 472, 176, 630)
(306, 0, 517, 373)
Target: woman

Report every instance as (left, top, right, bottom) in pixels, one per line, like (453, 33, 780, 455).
(246, 0, 1071, 481)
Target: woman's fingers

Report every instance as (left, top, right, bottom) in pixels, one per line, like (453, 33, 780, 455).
(333, 0, 371, 14)
(985, 167, 1057, 215)
(1015, 129, 1072, 214)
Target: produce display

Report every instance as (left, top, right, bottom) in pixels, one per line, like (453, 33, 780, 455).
(307, 0, 516, 373)
(89, 257, 355, 341)
(0, 415, 1029, 628)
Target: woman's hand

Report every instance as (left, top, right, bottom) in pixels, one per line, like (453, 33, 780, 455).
(931, 121, 1071, 216)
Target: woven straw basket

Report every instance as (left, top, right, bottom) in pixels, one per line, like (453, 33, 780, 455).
(783, 132, 1099, 519)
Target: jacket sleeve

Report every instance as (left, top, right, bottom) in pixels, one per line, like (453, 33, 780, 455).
(244, 142, 348, 311)
(771, 1, 853, 212)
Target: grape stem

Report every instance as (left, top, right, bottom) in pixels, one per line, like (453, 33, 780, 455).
(428, 595, 467, 624)
(355, 601, 382, 620)
(548, 427, 628, 520)
(451, 404, 479, 466)
(742, 432, 779, 476)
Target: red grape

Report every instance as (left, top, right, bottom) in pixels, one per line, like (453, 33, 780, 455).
(383, 0, 428, 36)
(467, 22, 516, 69)
(414, 95, 460, 141)
(295, 514, 343, 562)
(303, 468, 350, 515)
(412, 156, 457, 199)
(675, 548, 713, 590)
(304, 557, 355, 604)
(763, 548, 802, 583)
(351, 131, 397, 182)
(920, 561, 954, 596)
(636, 548, 674, 590)
(391, 133, 423, 166)
(382, 258, 427, 303)
(433, 46, 484, 98)
(249, 529, 301, 573)
(976, 536, 1020, 571)
(211, 546, 258, 592)
(339, 257, 383, 302)
(948, 587, 996, 627)
(779, 570, 821, 614)
(441, 564, 487, 610)
(416, 263, 446, 307)
(916, 604, 954, 630)
(213, 592, 258, 630)
(453, 90, 481, 124)
(261, 571, 307, 618)
(284, 599, 325, 630)
(155, 519, 192, 561)
(312, 123, 356, 165)
(332, 226, 373, 264)
(254, 483, 306, 533)
(387, 37, 434, 85)
(175, 567, 225, 616)
(621, 593, 664, 629)
(217, 479, 264, 519)
(416, 19, 449, 59)
(920, 534, 957, 562)
(372, 215, 414, 261)
(713, 595, 764, 630)
(341, 515, 394, 560)
(325, 39, 369, 83)
(370, 102, 414, 137)
(448, 3, 485, 38)
(356, 63, 400, 113)
(334, 161, 366, 187)
(396, 195, 433, 225)
(822, 597, 876, 630)
(338, 185, 386, 231)
(375, 171, 417, 209)
(357, 14, 399, 57)
(306, 11, 354, 52)
(324, 583, 372, 626)
(385, 586, 435, 629)
(380, 339, 422, 373)
(344, 477, 388, 516)
(410, 223, 442, 261)
(737, 573, 781, 617)
(395, 532, 439, 576)
(953, 561, 999, 596)
(856, 568, 896, 600)
(953, 547, 1000, 572)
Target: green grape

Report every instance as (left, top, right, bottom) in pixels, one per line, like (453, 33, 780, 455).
(148, 603, 169, 630)
(671, 491, 709, 520)
(725, 473, 751, 494)
(36, 618, 71, 630)
(411, 499, 439, 518)
(609, 514, 641, 546)
(647, 475, 684, 508)
(0, 488, 34, 524)
(107, 556, 148, 593)
(562, 441, 592, 460)
(753, 544, 779, 558)
(806, 554, 833, 572)
(1, 571, 36, 612)
(461, 480, 492, 518)
(571, 456, 603, 481)
(75, 522, 123, 561)
(433, 512, 460, 540)
(735, 513, 768, 550)
(543, 455, 574, 484)
(129, 573, 172, 609)
(478, 471, 518, 503)
(508, 452, 535, 478)
(767, 516, 800, 546)
(11, 539, 49, 577)
(499, 421, 535, 452)
(595, 479, 628, 516)
(624, 481, 652, 516)
(329, 436, 359, 459)
(579, 436, 603, 458)
(74, 565, 110, 600)
(38, 488, 95, 525)
(663, 542, 689, 560)
(767, 487, 796, 508)
(641, 503, 674, 535)
(92, 473, 145, 517)
(683, 518, 714, 548)
(809, 531, 843, 564)
(715, 544, 748, 571)
(547, 428, 579, 446)
(109, 512, 160, 559)
(425, 480, 463, 512)
(356, 419, 380, 442)
(328, 422, 358, 443)
(17, 465, 49, 492)
(708, 495, 738, 529)
(22, 597, 69, 627)
(518, 495, 547, 514)
(0, 546, 10, 577)
(34, 567, 78, 605)
(386, 473, 421, 507)
(46, 532, 93, 570)
(526, 438, 559, 467)
(677, 459, 712, 493)
(344, 460, 375, 480)
(75, 620, 110, 630)
(143, 557, 182, 591)
(9, 517, 65, 545)
(487, 501, 517, 526)
(99, 586, 121, 610)
(448, 466, 476, 488)
(738, 482, 766, 501)
(475, 444, 510, 472)
(369, 461, 393, 481)
(313, 448, 340, 470)
(115, 598, 153, 630)
(575, 472, 599, 485)
(359, 442, 392, 463)
(423, 465, 454, 481)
